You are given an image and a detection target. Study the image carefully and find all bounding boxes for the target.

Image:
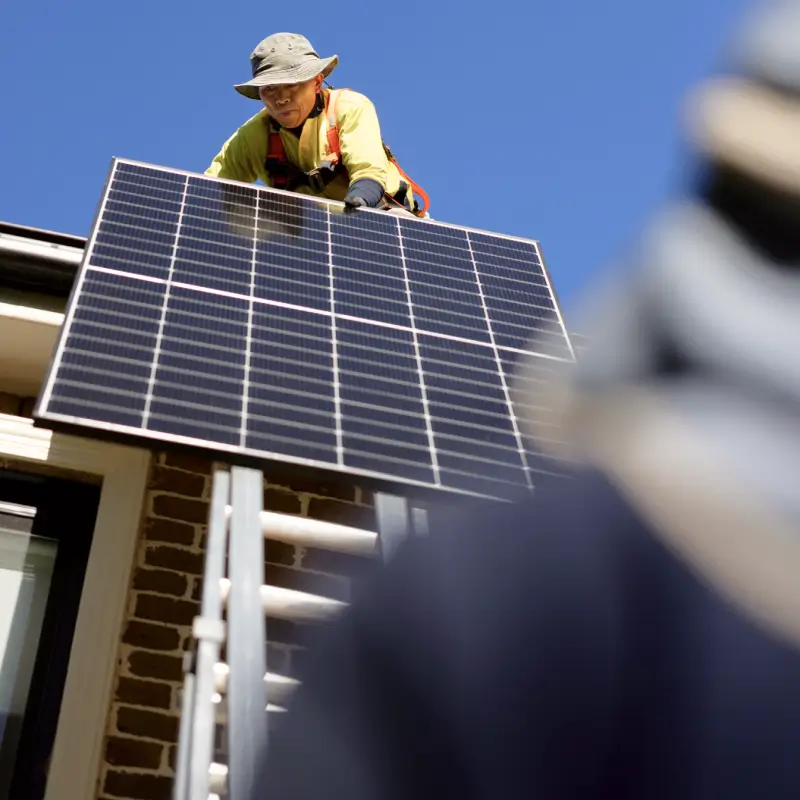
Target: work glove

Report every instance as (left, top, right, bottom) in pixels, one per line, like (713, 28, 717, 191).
(344, 178, 384, 211)
(344, 195, 368, 211)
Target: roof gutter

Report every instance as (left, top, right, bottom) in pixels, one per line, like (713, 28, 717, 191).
(0, 226, 84, 298)
(0, 230, 83, 267)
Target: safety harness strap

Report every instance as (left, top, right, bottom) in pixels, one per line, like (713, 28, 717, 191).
(326, 89, 430, 216)
(264, 89, 431, 216)
(266, 126, 345, 193)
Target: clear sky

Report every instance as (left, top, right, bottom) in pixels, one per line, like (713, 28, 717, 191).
(2, 0, 749, 322)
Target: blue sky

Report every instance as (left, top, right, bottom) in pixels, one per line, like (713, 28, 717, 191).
(2, 0, 748, 323)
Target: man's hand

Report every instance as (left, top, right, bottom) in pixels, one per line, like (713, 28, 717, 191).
(344, 194, 368, 211)
(344, 178, 384, 212)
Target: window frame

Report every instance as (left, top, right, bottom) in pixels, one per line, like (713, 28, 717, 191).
(0, 472, 100, 799)
(0, 413, 151, 800)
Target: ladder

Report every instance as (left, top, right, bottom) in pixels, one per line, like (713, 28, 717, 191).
(172, 465, 428, 800)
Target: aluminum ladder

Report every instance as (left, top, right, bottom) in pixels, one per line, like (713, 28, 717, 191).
(172, 465, 428, 800)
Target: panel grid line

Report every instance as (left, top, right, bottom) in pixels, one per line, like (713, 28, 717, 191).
(99, 206, 544, 269)
(466, 231, 533, 490)
(142, 175, 190, 428)
(110, 157, 544, 246)
(396, 216, 440, 485)
(94, 232, 549, 294)
(53, 362, 550, 433)
(39, 160, 576, 501)
(327, 205, 344, 465)
(240, 191, 258, 447)
(39, 408, 509, 503)
(83, 266, 571, 362)
(68, 321, 557, 385)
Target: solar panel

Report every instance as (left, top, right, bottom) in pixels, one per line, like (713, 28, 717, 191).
(35, 159, 574, 500)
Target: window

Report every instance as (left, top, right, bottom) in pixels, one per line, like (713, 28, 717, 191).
(0, 470, 99, 800)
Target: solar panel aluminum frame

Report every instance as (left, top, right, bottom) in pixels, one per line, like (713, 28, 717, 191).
(34, 157, 575, 502)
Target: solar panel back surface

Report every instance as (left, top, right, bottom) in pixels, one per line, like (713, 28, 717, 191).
(35, 159, 574, 500)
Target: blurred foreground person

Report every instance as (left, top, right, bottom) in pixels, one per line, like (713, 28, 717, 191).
(254, 3, 800, 798)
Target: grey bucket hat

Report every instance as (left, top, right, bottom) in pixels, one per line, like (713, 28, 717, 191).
(234, 33, 338, 100)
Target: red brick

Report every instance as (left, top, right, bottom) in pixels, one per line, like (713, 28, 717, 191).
(307, 497, 376, 530)
(195, 530, 295, 568)
(128, 651, 184, 683)
(148, 465, 206, 498)
(133, 568, 188, 598)
(263, 487, 302, 515)
(144, 545, 204, 575)
(162, 450, 213, 474)
(152, 495, 208, 525)
(116, 707, 179, 743)
(104, 769, 172, 800)
(144, 517, 196, 546)
(115, 677, 172, 710)
(266, 475, 356, 502)
(265, 539, 296, 566)
(134, 593, 198, 627)
(105, 736, 164, 769)
(123, 621, 181, 652)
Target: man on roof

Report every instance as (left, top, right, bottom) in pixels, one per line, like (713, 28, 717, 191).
(206, 33, 428, 216)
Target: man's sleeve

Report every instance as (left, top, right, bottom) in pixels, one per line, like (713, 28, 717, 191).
(254, 473, 633, 800)
(337, 96, 392, 189)
(205, 126, 260, 183)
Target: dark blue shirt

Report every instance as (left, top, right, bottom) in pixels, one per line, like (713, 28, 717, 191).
(256, 470, 800, 799)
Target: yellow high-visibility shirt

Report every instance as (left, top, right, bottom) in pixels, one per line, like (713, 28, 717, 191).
(206, 88, 411, 206)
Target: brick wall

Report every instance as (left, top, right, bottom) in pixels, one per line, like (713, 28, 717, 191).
(98, 450, 376, 800)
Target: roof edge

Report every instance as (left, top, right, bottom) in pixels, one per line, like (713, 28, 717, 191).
(0, 221, 86, 249)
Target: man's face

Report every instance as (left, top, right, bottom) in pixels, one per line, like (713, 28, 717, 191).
(259, 74, 324, 128)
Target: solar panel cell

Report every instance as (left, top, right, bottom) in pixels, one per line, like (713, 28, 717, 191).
(247, 419, 337, 464)
(36, 159, 574, 500)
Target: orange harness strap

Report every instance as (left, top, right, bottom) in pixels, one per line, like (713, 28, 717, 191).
(265, 91, 343, 179)
(266, 129, 292, 189)
(265, 90, 431, 216)
(325, 89, 343, 164)
(326, 88, 430, 217)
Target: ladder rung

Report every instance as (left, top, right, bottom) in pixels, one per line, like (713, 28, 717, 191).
(219, 578, 346, 622)
(213, 697, 287, 725)
(226, 506, 379, 556)
(209, 762, 227, 795)
(213, 661, 299, 705)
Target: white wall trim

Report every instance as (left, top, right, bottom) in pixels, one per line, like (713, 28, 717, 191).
(0, 301, 64, 327)
(0, 311, 63, 396)
(0, 413, 151, 800)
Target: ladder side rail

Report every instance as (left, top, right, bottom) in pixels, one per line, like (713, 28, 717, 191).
(226, 466, 268, 800)
(374, 492, 411, 563)
(172, 664, 195, 800)
(187, 468, 230, 800)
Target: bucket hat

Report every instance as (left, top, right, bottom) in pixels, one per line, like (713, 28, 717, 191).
(234, 33, 338, 100)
